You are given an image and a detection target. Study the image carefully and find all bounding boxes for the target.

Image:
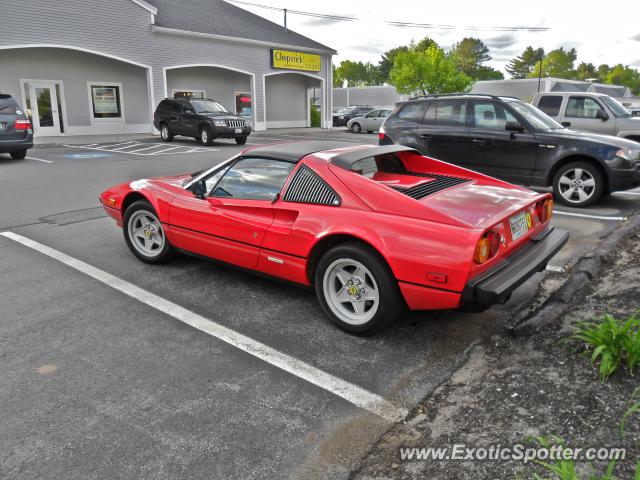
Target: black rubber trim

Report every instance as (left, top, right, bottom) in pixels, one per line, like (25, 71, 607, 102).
(330, 145, 420, 170)
(462, 226, 569, 305)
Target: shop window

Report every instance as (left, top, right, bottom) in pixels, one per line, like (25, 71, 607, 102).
(235, 92, 252, 119)
(90, 84, 122, 118)
(173, 90, 205, 99)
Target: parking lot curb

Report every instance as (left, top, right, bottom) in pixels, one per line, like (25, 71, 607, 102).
(509, 212, 640, 337)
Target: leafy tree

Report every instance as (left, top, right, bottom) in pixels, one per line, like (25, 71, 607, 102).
(333, 60, 381, 87)
(389, 44, 472, 95)
(414, 37, 439, 53)
(505, 46, 545, 79)
(604, 64, 640, 95)
(378, 38, 437, 82)
(529, 47, 577, 79)
(574, 62, 598, 81)
(450, 38, 490, 75)
(597, 64, 612, 80)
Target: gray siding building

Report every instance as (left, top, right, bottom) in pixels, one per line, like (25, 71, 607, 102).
(0, 0, 336, 137)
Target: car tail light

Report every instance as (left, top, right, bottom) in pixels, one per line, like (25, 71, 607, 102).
(536, 198, 554, 223)
(15, 119, 31, 131)
(474, 230, 500, 264)
(378, 125, 386, 140)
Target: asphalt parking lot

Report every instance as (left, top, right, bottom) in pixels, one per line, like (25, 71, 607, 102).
(1, 129, 639, 479)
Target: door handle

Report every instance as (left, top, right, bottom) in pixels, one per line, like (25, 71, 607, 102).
(420, 134, 432, 140)
(472, 138, 488, 145)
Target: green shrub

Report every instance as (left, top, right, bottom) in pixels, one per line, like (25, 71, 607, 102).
(310, 103, 321, 128)
(568, 313, 640, 382)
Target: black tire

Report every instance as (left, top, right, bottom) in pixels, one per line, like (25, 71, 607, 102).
(200, 126, 214, 146)
(235, 136, 247, 145)
(160, 123, 173, 142)
(552, 161, 604, 207)
(123, 200, 174, 264)
(10, 149, 27, 160)
(351, 122, 361, 133)
(314, 242, 404, 334)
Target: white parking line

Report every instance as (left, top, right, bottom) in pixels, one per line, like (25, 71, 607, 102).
(108, 143, 145, 151)
(0, 231, 407, 423)
(616, 191, 640, 197)
(25, 156, 54, 164)
(553, 210, 627, 221)
(545, 264, 565, 273)
(66, 144, 217, 156)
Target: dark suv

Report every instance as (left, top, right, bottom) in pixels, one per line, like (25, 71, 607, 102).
(154, 98, 251, 146)
(0, 94, 33, 160)
(333, 105, 374, 127)
(380, 94, 640, 207)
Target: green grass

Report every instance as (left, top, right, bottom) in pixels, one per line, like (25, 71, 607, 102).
(568, 313, 640, 382)
(620, 387, 640, 438)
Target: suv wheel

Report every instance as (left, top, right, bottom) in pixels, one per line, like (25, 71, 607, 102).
(351, 122, 361, 133)
(553, 161, 604, 207)
(200, 126, 213, 146)
(10, 149, 27, 160)
(314, 243, 404, 334)
(160, 123, 173, 142)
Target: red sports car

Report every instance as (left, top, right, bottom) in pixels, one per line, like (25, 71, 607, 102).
(100, 142, 568, 333)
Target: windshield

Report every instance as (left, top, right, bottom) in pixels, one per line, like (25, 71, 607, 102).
(508, 100, 564, 130)
(337, 107, 357, 115)
(600, 96, 632, 118)
(191, 100, 229, 114)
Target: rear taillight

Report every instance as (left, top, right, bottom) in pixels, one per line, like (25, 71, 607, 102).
(378, 125, 386, 140)
(474, 230, 500, 264)
(15, 119, 31, 131)
(536, 198, 554, 223)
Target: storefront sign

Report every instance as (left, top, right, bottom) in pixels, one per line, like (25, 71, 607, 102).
(271, 49, 321, 72)
(91, 85, 121, 118)
(235, 92, 253, 119)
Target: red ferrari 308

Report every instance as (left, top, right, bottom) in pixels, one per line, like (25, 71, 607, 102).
(100, 142, 568, 333)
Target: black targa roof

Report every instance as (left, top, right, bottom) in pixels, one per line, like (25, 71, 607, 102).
(245, 141, 357, 162)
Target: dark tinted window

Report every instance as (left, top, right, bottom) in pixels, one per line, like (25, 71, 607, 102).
(396, 102, 427, 121)
(420, 102, 437, 125)
(537, 96, 563, 116)
(212, 157, 295, 200)
(0, 95, 19, 115)
(435, 101, 467, 127)
(158, 99, 177, 113)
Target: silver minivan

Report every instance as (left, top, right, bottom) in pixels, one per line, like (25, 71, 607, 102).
(532, 92, 640, 142)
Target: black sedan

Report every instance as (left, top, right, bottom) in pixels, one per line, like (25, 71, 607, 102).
(0, 94, 33, 160)
(379, 94, 640, 207)
(332, 106, 374, 127)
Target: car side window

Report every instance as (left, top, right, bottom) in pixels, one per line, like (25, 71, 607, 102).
(396, 102, 427, 122)
(537, 96, 563, 117)
(366, 110, 380, 118)
(211, 157, 295, 200)
(420, 102, 437, 125)
(435, 101, 467, 127)
(472, 101, 519, 130)
(566, 97, 604, 119)
(380, 110, 391, 118)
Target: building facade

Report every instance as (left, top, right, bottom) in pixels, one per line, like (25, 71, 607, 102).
(0, 0, 336, 136)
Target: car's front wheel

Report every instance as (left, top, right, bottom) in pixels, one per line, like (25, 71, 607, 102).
(350, 122, 361, 133)
(200, 126, 214, 146)
(235, 136, 247, 145)
(10, 149, 27, 160)
(123, 200, 174, 264)
(314, 243, 404, 334)
(160, 123, 173, 142)
(552, 161, 604, 207)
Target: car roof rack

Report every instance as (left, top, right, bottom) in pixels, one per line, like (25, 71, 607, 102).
(330, 145, 420, 170)
(408, 93, 520, 101)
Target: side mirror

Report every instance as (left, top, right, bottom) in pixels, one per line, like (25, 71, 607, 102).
(596, 109, 609, 121)
(192, 180, 206, 199)
(184, 108, 194, 115)
(505, 121, 525, 133)
(561, 121, 571, 128)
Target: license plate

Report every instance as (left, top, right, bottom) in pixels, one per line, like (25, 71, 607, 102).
(235, 128, 242, 134)
(509, 211, 529, 241)
(0, 122, 6, 130)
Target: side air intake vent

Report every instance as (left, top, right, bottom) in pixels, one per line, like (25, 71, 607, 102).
(387, 173, 469, 200)
(283, 166, 341, 206)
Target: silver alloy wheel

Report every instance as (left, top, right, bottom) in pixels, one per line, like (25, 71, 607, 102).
(557, 167, 596, 204)
(351, 122, 361, 133)
(322, 258, 380, 325)
(201, 128, 208, 144)
(128, 210, 165, 257)
(161, 125, 169, 140)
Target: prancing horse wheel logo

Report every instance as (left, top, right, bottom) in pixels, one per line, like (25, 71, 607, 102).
(347, 285, 359, 296)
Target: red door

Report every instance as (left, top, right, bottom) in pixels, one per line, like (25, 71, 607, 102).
(168, 190, 275, 270)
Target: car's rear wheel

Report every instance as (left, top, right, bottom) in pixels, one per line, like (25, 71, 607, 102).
(553, 161, 604, 207)
(160, 123, 173, 142)
(314, 243, 403, 334)
(10, 149, 27, 160)
(123, 200, 174, 264)
(351, 122, 361, 133)
(200, 126, 213, 146)
(235, 136, 247, 145)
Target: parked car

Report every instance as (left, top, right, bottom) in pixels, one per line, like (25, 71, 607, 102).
(100, 141, 567, 333)
(333, 105, 374, 127)
(347, 109, 392, 133)
(532, 92, 640, 142)
(0, 94, 33, 160)
(379, 94, 640, 207)
(153, 97, 251, 146)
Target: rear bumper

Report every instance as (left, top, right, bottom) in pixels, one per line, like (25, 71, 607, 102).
(0, 134, 33, 153)
(462, 226, 569, 306)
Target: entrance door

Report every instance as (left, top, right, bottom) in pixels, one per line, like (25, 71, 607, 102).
(28, 82, 61, 136)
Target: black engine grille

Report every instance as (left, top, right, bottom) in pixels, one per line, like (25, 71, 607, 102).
(225, 119, 245, 128)
(283, 166, 341, 206)
(386, 173, 469, 200)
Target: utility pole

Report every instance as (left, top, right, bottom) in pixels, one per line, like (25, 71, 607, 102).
(537, 57, 543, 93)
(283, 8, 287, 30)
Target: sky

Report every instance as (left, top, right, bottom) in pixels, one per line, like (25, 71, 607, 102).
(230, 0, 640, 76)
